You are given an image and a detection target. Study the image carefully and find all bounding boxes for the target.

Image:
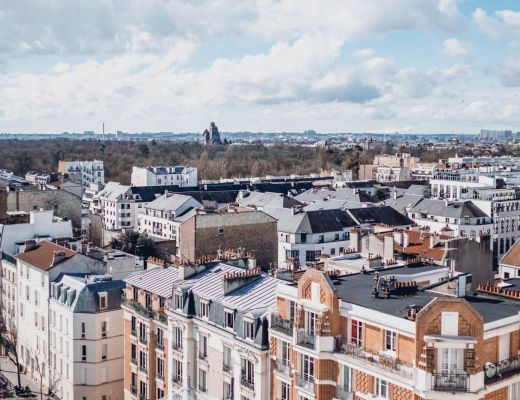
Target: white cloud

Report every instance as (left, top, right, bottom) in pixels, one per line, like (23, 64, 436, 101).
(501, 57, 520, 87)
(442, 38, 473, 57)
(473, 8, 520, 39)
(352, 48, 375, 59)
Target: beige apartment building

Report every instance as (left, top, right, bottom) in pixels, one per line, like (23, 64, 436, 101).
(270, 265, 520, 400)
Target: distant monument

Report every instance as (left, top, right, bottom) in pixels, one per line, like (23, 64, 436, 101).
(201, 122, 222, 145)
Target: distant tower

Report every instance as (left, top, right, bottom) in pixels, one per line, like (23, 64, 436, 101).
(201, 122, 222, 145)
(102, 122, 105, 141)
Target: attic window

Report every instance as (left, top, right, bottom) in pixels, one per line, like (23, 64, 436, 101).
(218, 227, 224, 235)
(244, 320, 254, 340)
(99, 292, 108, 310)
(225, 310, 234, 329)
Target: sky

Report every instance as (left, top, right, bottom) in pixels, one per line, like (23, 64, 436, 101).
(0, 0, 519, 134)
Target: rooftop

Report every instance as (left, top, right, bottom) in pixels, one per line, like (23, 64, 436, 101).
(16, 240, 76, 271)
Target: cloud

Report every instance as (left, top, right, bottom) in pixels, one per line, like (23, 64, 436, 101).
(0, 0, 467, 57)
(442, 38, 473, 57)
(473, 8, 520, 40)
(352, 48, 375, 59)
(501, 57, 520, 87)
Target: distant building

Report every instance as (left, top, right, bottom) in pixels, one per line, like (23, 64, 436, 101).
(201, 121, 222, 145)
(480, 129, 512, 140)
(58, 160, 104, 192)
(130, 166, 197, 187)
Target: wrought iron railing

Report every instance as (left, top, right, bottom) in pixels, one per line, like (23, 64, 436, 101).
(271, 314, 293, 335)
(296, 373, 315, 393)
(336, 386, 354, 400)
(433, 372, 469, 392)
(296, 329, 315, 349)
(484, 354, 520, 383)
(334, 338, 413, 379)
(240, 371, 255, 390)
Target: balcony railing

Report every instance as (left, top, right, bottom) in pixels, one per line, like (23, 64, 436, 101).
(296, 329, 316, 350)
(296, 373, 315, 393)
(199, 351, 207, 360)
(130, 385, 137, 395)
(484, 354, 520, 383)
(156, 340, 164, 350)
(335, 338, 413, 379)
(271, 314, 293, 335)
(433, 372, 469, 392)
(130, 357, 137, 365)
(124, 298, 154, 318)
(172, 375, 182, 385)
(240, 372, 255, 391)
(223, 363, 231, 373)
(172, 340, 183, 351)
(139, 336, 148, 345)
(277, 359, 291, 375)
(139, 366, 148, 374)
(154, 311, 168, 324)
(336, 386, 354, 400)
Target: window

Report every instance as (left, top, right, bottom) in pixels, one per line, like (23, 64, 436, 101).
(218, 227, 224, 235)
(133, 287, 138, 301)
(280, 382, 290, 400)
(157, 357, 164, 379)
(157, 328, 164, 347)
(300, 233, 307, 243)
(384, 330, 396, 353)
(223, 345, 232, 370)
(438, 348, 463, 374)
(289, 301, 296, 323)
(174, 293, 183, 310)
(172, 326, 183, 350)
(145, 293, 151, 309)
(81, 345, 87, 362)
(375, 378, 389, 399)
(305, 311, 317, 335)
(157, 389, 164, 399)
(318, 235, 324, 243)
(225, 310, 234, 329)
(131, 344, 137, 363)
(305, 250, 320, 263)
(199, 334, 208, 359)
(131, 316, 136, 334)
(101, 344, 107, 361)
(99, 293, 107, 309)
(139, 381, 147, 398)
(101, 321, 107, 338)
(199, 300, 209, 318)
(139, 351, 147, 371)
(300, 354, 314, 381)
(241, 358, 255, 386)
(224, 381, 233, 399)
(139, 323, 147, 341)
(199, 369, 207, 392)
(285, 249, 300, 259)
(342, 365, 352, 392)
(244, 320, 254, 340)
(280, 340, 290, 368)
(334, 233, 340, 241)
(173, 358, 183, 383)
(351, 319, 363, 346)
(441, 312, 459, 336)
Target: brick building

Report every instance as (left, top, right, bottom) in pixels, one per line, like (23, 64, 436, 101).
(269, 264, 520, 400)
(178, 209, 277, 269)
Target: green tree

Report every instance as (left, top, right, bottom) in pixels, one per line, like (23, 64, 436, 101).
(110, 230, 157, 258)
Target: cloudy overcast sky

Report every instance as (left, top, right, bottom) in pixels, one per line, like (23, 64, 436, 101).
(0, 0, 519, 134)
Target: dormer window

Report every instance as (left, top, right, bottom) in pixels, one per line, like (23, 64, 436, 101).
(225, 310, 234, 329)
(174, 293, 183, 310)
(99, 293, 107, 310)
(199, 300, 209, 318)
(244, 320, 254, 340)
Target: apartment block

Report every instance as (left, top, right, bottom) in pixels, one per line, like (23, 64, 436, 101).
(58, 160, 104, 192)
(131, 166, 197, 188)
(270, 265, 520, 400)
(49, 274, 125, 400)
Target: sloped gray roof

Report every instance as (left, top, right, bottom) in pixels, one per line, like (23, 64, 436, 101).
(146, 193, 200, 212)
(295, 188, 376, 204)
(409, 199, 489, 219)
(96, 182, 130, 201)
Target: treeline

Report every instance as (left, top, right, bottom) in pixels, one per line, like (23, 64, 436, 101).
(0, 139, 379, 183)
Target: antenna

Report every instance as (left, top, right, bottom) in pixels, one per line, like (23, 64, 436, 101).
(102, 122, 105, 141)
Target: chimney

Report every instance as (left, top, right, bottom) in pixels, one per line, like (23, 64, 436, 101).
(429, 234, 440, 248)
(52, 250, 67, 265)
(403, 232, 409, 248)
(24, 239, 37, 251)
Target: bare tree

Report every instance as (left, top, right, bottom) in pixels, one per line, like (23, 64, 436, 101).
(0, 316, 22, 388)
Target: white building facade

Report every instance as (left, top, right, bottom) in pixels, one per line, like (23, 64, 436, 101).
(131, 166, 197, 188)
(58, 160, 105, 192)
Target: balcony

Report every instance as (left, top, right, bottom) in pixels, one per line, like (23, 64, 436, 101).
(156, 340, 164, 351)
(124, 298, 154, 318)
(296, 373, 315, 393)
(240, 372, 255, 391)
(172, 375, 182, 385)
(139, 336, 148, 345)
(335, 338, 413, 379)
(130, 329, 137, 337)
(199, 351, 207, 361)
(336, 386, 354, 400)
(223, 363, 231, 373)
(130, 357, 137, 365)
(433, 372, 469, 392)
(130, 385, 137, 395)
(296, 329, 316, 350)
(154, 311, 168, 324)
(277, 359, 291, 375)
(172, 340, 183, 351)
(271, 314, 293, 335)
(484, 354, 520, 383)
(139, 366, 148, 374)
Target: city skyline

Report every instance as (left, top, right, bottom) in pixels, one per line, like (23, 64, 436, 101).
(0, 1, 519, 134)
